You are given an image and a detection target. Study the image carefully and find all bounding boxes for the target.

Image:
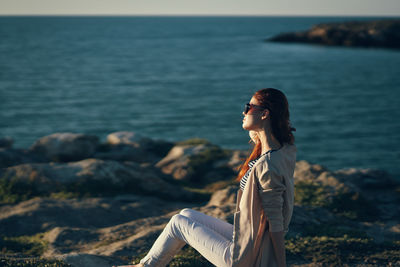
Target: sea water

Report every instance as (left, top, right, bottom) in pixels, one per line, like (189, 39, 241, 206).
(1, 16, 399, 178)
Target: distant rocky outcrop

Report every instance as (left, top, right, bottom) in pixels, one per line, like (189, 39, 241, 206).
(268, 19, 400, 49)
(1, 132, 399, 266)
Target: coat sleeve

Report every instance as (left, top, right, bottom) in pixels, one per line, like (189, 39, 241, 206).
(257, 167, 285, 232)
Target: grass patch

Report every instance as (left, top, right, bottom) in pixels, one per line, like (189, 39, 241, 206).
(130, 237, 400, 266)
(0, 173, 210, 205)
(286, 235, 400, 265)
(0, 176, 42, 204)
(176, 138, 211, 146)
(301, 223, 370, 239)
(49, 191, 80, 200)
(326, 189, 380, 221)
(0, 257, 70, 267)
(294, 180, 328, 207)
(186, 146, 233, 185)
(202, 179, 237, 192)
(294, 180, 380, 222)
(0, 233, 48, 256)
(130, 245, 213, 267)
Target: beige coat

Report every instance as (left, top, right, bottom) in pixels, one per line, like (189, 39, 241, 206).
(231, 143, 296, 267)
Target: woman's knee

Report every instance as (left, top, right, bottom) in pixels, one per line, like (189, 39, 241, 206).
(179, 208, 194, 218)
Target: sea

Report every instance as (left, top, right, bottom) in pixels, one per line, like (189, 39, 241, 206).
(1, 16, 399, 179)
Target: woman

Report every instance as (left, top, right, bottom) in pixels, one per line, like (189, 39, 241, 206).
(115, 88, 296, 267)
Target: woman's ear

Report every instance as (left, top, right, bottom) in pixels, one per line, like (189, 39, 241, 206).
(261, 109, 269, 120)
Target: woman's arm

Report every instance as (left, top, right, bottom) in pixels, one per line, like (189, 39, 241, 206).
(256, 166, 287, 266)
(269, 231, 287, 267)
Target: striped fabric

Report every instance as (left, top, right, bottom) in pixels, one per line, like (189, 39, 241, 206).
(239, 149, 277, 191)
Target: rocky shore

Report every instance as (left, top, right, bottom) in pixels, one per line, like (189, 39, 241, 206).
(267, 19, 400, 49)
(0, 132, 399, 267)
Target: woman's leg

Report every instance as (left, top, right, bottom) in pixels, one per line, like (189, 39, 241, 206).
(139, 210, 233, 267)
(179, 208, 233, 241)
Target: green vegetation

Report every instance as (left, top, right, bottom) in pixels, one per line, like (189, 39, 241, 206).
(0, 174, 210, 205)
(300, 223, 369, 239)
(0, 257, 70, 267)
(176, 138, 211, 146)
(130, 235, 400, 266)
(294, 180, 327, 207)
(0, 233, 48, 256)
(186, 146, 233, 185)
(327, 189, 380, 221)
(294, 180, 380, 222)
(131, 246, 213, 267)
(202, 179, 237, 192)
(286, 236, 400, 265)
(0, 232, 71, 266)
(0, 176, 43, 204)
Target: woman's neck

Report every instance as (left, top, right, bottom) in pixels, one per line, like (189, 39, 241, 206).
(257, 131, 282, 154)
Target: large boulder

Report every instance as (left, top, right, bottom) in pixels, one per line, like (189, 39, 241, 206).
(155, 143, 235, 184)
(0, 195, 193, 238)
(94, 132, 173, 164)
(0, 147, 47, 168)
(199, 185, 238, 224)
(0, 158, 199, 202)
(294, 160, 400, 222)
(29, 133, 99, 162)
(206, 185, 237, 207)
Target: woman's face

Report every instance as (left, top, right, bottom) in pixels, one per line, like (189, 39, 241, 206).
(242, 96, 267, 131)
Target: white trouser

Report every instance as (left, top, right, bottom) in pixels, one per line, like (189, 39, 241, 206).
(139, 208, 234, 267)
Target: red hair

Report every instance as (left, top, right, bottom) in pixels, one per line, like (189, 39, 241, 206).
(236, 88, 296, 182)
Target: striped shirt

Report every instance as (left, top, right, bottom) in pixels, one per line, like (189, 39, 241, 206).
(239, 149, 277, 191)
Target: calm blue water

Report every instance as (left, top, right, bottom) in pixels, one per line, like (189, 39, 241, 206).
(1, 16, 399, 178)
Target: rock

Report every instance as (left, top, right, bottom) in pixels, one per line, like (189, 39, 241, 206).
(94, 143, 150, 163)
(106, 131, 173, 157)
(294, 160, 400, 222)
(268, 19, 400, 49)
(156, 144, 209, 180)
(334, 168, 397, 190)
(226, 150, 249, 171)
(86, 211, 179, 257)
(1, 158, 198, 201)
(206, 185, 237, 207)
(0, 195, 196, 237)
(0, 136, 13, 149)
(94, 132, 173, 164)
(107, 131, 146, 146)
(156, 143, 234, 184)
(29, 133, 99, 162)
(333, 168, 400, 221)
(294, 160, 328, 182)
(0, 147, 47, 168)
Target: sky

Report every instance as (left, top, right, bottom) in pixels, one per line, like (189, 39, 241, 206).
(0, 0, 399, 16)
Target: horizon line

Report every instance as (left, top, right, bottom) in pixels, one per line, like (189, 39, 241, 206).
(0, 14, 399, 17)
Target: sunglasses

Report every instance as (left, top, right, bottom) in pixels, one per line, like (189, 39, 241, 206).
(244, 103, 269, 114)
